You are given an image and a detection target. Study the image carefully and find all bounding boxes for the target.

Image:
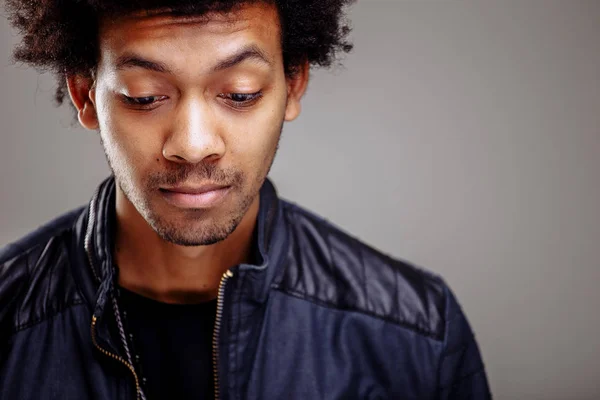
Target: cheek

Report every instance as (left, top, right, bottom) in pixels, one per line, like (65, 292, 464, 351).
(98, 87, 164, 161)
(224, 104, 284, 171)
(224, 86, 287, 156)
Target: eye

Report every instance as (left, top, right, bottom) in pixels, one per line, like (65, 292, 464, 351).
(219, 91, 263, 108)
(121, 95, 167, 109)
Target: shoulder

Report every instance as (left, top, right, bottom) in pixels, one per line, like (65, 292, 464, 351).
(0, 207, 86, 335)
(276, 200, 449, 340)
(0, 208, 84, 263)
(276, 201, 491, 395)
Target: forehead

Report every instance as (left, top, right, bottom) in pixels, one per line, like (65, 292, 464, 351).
(98, 2, 281, 70)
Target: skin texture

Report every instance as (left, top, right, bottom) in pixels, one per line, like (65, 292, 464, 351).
(67, 2, 309, 303)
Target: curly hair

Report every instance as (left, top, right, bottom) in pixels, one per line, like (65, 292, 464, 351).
(5, 0, 354, 106)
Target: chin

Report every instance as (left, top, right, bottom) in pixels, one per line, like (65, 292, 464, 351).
(147, 211, 241, 247)
(154, 223, 233, 246)
(159, 233, 229, 247)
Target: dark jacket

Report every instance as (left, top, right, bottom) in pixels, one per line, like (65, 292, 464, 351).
(0, 177, 491, 400)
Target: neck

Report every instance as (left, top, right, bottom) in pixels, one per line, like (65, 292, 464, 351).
(114, 188, 259, 304)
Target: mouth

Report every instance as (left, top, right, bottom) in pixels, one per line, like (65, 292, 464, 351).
(159, 183, 231, 209)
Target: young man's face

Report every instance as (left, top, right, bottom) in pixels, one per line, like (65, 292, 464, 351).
(70, 2, 307, 246)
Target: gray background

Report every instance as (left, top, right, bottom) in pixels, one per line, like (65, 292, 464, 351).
(1, 1, 599, 398)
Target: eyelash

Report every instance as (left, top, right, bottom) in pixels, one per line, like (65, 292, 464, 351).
(121, 91, 263, 111)
(121, 95, 167, 110)
(219, 91, 263, 108)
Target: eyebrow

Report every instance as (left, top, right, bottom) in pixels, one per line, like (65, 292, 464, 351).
(115, 45, 273, 74)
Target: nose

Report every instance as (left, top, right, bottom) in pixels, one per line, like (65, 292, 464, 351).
(162, 96, 225, 164)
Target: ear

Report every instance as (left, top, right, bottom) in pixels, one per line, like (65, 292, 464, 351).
(284, 60, 310, 122)
(66, 75, 99, 130)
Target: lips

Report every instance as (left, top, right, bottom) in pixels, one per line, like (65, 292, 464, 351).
(159, 183, 231, 209)
(161, 183, 229, 195)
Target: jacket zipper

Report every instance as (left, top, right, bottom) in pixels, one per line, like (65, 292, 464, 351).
(91, 316, 141, 399)
(85, 190, 141, 400)
(213, 269, 234, 400)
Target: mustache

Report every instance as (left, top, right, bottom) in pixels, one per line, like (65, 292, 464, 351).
(147, 163, 243, 188)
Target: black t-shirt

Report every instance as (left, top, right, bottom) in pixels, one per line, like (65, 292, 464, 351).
(118, 287, 217, 400)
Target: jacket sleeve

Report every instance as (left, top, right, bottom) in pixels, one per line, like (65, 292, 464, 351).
(437, 285, 492, 399)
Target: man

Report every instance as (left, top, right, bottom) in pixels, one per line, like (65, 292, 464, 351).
(0, 0, 491, 399)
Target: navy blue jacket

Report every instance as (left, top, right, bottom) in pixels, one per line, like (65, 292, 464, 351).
(0, 178, 491, 399)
